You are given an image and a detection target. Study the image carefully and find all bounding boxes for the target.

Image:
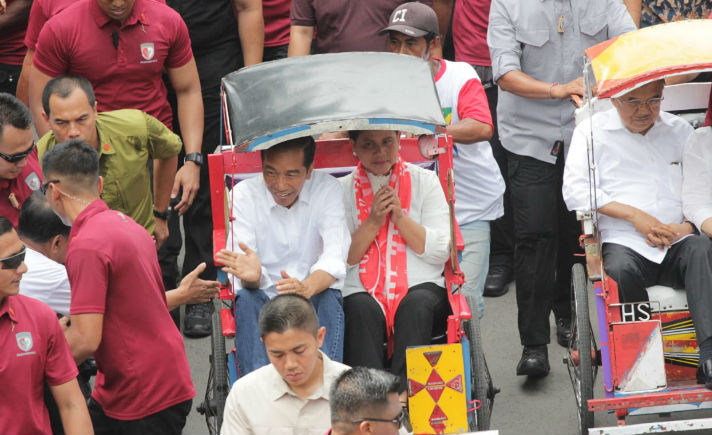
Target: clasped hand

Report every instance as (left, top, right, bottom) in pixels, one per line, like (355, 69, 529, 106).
(367, 185, 403, 227)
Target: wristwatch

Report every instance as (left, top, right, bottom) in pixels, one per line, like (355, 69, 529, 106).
(184, 152, 204, 166)
(153, 208, 169, 220)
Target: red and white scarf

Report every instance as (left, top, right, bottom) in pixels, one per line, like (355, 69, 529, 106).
(354, 159, 412, 354)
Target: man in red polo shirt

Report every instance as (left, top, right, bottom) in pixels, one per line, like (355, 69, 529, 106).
(29, 0, 202, 215)
(0, 216, 93, 435)
(42, 139, 196, 434)
(0, 93, 41, 226)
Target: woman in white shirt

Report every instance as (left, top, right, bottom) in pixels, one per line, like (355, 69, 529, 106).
(340, 129, 451, 393)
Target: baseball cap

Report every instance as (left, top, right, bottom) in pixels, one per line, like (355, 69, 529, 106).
(379, 2, 439, 38)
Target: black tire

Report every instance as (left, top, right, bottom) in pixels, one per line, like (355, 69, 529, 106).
(567, 263, 595, 435)
(204, 308, 229, 435)
(464, 295, 495, 431)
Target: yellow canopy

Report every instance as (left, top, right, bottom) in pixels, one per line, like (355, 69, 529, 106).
(586, 20, 712, 98)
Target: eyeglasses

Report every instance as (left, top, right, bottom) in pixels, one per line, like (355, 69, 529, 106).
(40, 179, 60, 196)
(0, 141, 35, 163)
(0, 246, 26, 270)
(616, 96, 664, 111)
(351, 409, 408, 429)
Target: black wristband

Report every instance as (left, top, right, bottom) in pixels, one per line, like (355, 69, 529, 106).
(153, 208, 169, 220)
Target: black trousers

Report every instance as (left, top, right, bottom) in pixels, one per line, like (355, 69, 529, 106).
(88, 398, 191, 435)
(160, 46, 243, 290)
(474, 66, 514, 266)
(343, 282, 451, 392)
(603, 237, 712, 344)
(509, 151, 580, 345)
(0, 63, 21, 96)
(263, 44, 288, 62)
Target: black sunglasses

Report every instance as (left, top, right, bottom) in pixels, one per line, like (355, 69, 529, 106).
(351, 409, 408, 429)
(0, 246, 26, 270)
(40, 179, 60, 196)
(0, 141, 35, 163)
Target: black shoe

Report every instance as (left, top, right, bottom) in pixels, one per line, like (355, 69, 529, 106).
(183, 302, 213, 338)
(556, 317, 572, 348)
(516, 345, 550, 377)
(697, 358, 712, 389)
(483, 263, 513, 297)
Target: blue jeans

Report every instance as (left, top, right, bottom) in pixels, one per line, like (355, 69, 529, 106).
(459, 220, 491, 319)
(234, 287, 344, 377)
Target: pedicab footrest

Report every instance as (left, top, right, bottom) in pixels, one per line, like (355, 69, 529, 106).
(588, 387, 712, 412)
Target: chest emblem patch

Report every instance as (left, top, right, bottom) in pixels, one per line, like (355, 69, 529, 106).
(16, 332, 33, 352)
(141, 43, 155, 61)
(25, 172, 40, 191)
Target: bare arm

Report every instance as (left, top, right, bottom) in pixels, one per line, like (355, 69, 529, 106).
(49, 379, 93, 435)
(0, 0, 30, 31)
(152, 156, 177, 249)
(165, 262, 220, 310)
(622, 0, 641, 28)
(275, 269, 335, 298)
(166, 59, 203, 215)
(497, 70, 585, 100)
(447, 118, 493, 144)
(28, 66, 52, 136)
(15, 49, 33, 105)
(288, 25, 313, 57)
(232, 0, 264, 66)
(347, 219, 381, 266)
(391, 213, 426, 255)
(62, 313, 103, 365)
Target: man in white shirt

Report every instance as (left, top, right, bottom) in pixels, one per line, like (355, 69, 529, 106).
(683, 124, 712, 237)
(563, 79, 712, 388)
(220, 294, 349, 435)
(217, 136, 350, 376)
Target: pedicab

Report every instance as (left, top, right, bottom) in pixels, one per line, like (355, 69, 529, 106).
(195, 52, 499, 435)
(567, 20, 712, 435)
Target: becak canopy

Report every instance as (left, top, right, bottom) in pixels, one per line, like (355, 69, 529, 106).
(586, 20, 712, 98)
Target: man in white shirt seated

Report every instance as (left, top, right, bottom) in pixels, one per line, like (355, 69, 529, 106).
(216, 136, 350, 376)
(220, 294, 350, 435)
(329, 367, 405, 435)
(563, 79, 712, 388)
(682, 118, 712, 237)
(17, 192, 71, 316)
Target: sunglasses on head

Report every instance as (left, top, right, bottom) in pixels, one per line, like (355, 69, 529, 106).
(0, 246, 26, 270)
(0, 141, 35, 163)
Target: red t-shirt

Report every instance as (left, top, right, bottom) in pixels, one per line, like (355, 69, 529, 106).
(264, 0, 291, 47)
(452, 0, 491, 66)
(66, 200, 195, 420)
(0, 151, 42, 227)
(23, 0, 76, 51)
(0, 295, 78, 435)
(33, 0, 193, 128)
(291, 0, 432, 53)
(0, 0, 29, 65)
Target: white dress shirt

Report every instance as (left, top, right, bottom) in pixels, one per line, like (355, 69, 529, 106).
(563, 109, 694, 263)
(683, 126, 712, 231)
(220, 352, 349, 435)
(227, 170, 350, 296)
(340, 163, 451, 298)
(19, 247, 71, 316)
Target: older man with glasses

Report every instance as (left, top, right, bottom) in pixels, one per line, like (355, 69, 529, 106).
(0, 92, 41, 226)
(564, 79, 712, 389)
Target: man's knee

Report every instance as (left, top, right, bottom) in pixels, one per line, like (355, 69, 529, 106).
(682, 234, 712, 256)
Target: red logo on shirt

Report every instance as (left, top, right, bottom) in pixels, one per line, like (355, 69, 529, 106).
(140, 43, 155, 61)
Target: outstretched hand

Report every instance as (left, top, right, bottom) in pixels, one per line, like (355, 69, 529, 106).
(216, 242, 262, 284)
(177, 262, 220, 304)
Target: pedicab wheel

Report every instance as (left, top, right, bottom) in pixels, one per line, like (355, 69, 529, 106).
(203, 308, 229, 435)
(464, 295, 495, 431)
(567, 263, 595, 435)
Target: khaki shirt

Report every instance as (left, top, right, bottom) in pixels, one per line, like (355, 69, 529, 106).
(220, 352, 349, 435)
(38, 109, 182, 234)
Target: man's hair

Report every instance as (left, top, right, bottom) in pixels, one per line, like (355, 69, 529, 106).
(42, 139, 100, 192)
(260, 136, 316, 169)
(0, 216, 14, 238)
(0, 93, 32, 139)
(330, 367, 401, 424)
(258, 293, 319, 338)
(18, 192, 71, 243)
(42, 74, 96, 116)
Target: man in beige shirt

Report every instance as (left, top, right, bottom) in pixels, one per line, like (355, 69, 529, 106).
(220, 294, 349, 435)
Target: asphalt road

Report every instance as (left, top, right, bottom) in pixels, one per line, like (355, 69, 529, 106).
(179, 282, 712, 435)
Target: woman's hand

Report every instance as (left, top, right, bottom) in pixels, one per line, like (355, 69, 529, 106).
(367, 186, 396, 227)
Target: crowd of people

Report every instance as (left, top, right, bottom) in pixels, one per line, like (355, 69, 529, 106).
(2, 0, 712, 433)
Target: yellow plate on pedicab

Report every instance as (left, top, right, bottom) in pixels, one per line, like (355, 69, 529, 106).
(586, 20, 712, 98)
(407, 344, 468, 434)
